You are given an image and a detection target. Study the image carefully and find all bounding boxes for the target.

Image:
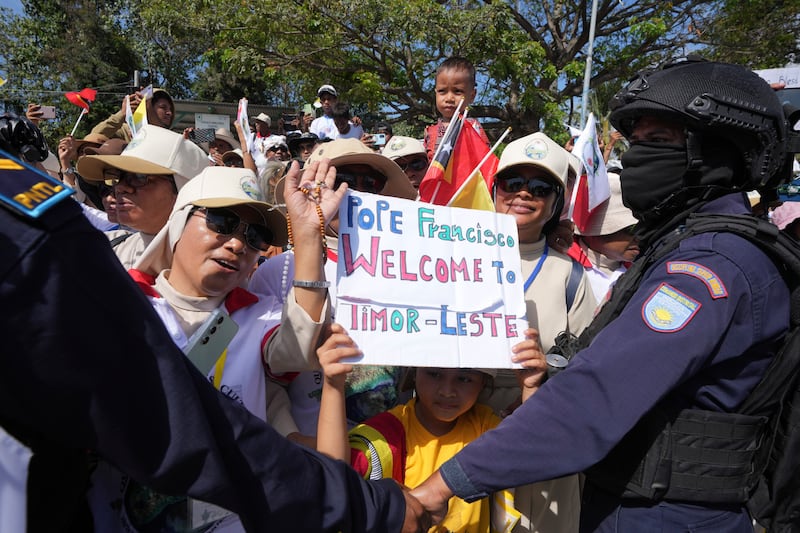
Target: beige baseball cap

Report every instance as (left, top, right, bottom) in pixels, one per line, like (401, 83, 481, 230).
(134, 166, 287, 275)
(306, 138, 416, 200)
(496, 132, 569, 189)
(382, 136, 426, 161)
(77, 125, 210, 190)
(575, 172, 637, 236)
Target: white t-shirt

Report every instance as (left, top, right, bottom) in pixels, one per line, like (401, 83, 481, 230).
(332, 122, 364, 140)
(309, 115, 337, 140)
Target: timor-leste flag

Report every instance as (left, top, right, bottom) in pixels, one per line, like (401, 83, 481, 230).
(446, 123, 499, 212)
(418, 115, 464, 205)
(64, 88, 97, 111)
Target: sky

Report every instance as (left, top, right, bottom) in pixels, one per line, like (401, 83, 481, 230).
(0, 0, 22, 13)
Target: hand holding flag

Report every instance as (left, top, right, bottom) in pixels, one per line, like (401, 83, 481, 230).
(237, 98, 250, 151)
(64, 87, 97, 136)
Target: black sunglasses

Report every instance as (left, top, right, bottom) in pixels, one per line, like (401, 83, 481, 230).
(98, 182, 115, 197)
(335, 171, 388, 194)
(102, 168, 173, 190)
(497, 176, 558, 197)
(398, 157, 428, 172)
(191, 207, 274, 252)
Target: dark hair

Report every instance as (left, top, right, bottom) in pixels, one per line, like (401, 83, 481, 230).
(374, 121, 393, 135)
(332, 102, 351, 120)
(151, 91, 174, 112)
(436, 56, 477, 87)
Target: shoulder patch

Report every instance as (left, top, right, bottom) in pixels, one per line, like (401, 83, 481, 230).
(666, 261, 728, 299)
(642, 282, 701, 333)
(0, 150, 73, 218)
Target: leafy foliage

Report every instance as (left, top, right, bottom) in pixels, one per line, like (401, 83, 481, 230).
(6, 0, 770, 148)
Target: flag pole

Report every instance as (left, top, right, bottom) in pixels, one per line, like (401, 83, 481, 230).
(468, 127, 510, 178)
(69, 109, 87, 137)
(429, 97, 465, 163)
(428, 98, 466, 204)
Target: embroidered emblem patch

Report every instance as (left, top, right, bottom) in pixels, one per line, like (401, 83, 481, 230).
(666, 261, 728, 299)
(642, 283, 701, 333)
(0, 149, 73, 218)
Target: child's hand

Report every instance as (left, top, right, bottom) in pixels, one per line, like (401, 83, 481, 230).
(511, 328, 547, 402)
(317, 323, 360, 387)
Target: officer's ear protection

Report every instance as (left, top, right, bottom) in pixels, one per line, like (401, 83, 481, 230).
(0, 114, 49, 163)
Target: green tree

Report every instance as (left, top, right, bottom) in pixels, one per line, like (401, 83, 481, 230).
(700, 0, 800, 68)
(0, 0, 141, 143)
(179, 0, 714, 139)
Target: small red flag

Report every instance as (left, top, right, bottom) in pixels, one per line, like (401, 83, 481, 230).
(64, 88, 97, 111)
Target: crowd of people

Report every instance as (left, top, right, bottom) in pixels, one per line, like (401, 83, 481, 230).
(2, 53, 799, 533)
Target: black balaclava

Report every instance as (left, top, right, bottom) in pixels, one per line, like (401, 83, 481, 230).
(620, 133, 746, 247)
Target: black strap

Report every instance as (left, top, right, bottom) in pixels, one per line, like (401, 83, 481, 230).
(565, 258, 584, 311)
(109, 232, 134, 248)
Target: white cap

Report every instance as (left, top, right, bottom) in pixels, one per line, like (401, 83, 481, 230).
(134, 166, 287, 275)
(77, 125, 209, 190)
(317, 84, 338, 97)
(382, 136, 425, 160)
(253, 113, 271, 126)
(496, 132, 569, 189)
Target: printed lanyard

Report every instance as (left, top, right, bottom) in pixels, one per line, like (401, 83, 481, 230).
(523, 242, 549, 292)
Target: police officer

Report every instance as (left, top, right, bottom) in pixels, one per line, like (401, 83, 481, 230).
(0, 113, 428, 533)
(410, 58, 798, 531)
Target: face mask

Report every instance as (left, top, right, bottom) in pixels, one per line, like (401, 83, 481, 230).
(620, 143, 688, 224)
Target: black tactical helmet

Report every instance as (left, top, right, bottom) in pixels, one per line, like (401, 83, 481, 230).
(0, 113, 49, 162)
(610, 57, 791, 191)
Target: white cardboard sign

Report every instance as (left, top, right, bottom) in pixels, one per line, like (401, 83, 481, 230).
(335, 191, 528, 369)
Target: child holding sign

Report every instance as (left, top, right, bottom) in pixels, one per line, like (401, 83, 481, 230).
(316, 323, 546, 533)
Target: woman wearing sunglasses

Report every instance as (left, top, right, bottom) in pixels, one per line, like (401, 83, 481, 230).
(486, 132, 598, 533)
(250, 138, 417, 440)
(88, 163, 341, 533)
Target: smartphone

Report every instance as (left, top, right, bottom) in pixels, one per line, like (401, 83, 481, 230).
(39, 105, 56, 120)
(189, 128, 215, 144)
(373, 133, 386, 147)
(183, 308, 239, 375)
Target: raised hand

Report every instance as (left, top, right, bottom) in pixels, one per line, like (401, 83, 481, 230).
(317, 323, 359, 388)
(512, 328, 548, 402)
(283, 158, 347, 241)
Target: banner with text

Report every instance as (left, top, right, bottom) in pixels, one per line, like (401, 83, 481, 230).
(336, 191, 528, 369)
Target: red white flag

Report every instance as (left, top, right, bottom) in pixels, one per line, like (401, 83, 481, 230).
(569, 113, 610, 233)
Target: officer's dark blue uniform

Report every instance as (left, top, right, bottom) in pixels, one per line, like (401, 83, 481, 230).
(412, 58, 800, 531)
(438, 192, 788, 530)
(0, 130, 411, 531)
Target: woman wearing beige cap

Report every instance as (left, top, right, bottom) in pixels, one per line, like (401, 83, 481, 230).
(486, 132, 597, 533)
(89, 161, 342, 533)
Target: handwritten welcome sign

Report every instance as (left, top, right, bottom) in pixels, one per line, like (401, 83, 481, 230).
(335, 191, 528, 369)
